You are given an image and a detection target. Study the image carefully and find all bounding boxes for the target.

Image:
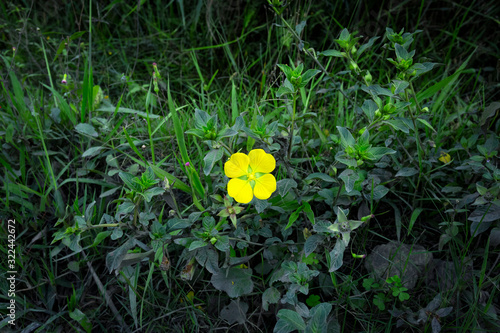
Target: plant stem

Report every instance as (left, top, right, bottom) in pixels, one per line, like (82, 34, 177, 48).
(287, 93, 298, 159)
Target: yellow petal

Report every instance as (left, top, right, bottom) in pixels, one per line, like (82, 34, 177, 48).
(224, 153, 249, 178)
(253, 174, 276, 200)
(228, 178, 253, 204)
(248, 149, 275, 173)
(439, 152, 451, 163)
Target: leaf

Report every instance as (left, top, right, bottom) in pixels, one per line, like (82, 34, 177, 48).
(196, 248, 219, 274)
(367, 146, 396, 160)
(303, 202, 315, 224)
(69, 309, 92, 333)
(306, 303, 332, 333)
(105, 238, 138, 273)
(396, 167, 418, 177)
(490, 228, 500, 247)
(357, 36, 380, 57)
(277, 178, 298, 197)
(118, 171, 141, 191)
(392, 80, 409, 94)
(305, 173, 336, 183)
(431, 317, 442, 333)
(276, 309, 306, 331)
(262, 287, 281, 311)
(220, 300, 248, 325)
(295, 20, 307, 35)
(203, 149, 223, 176)
(416, 117, 436, 132)
(480, 102, 500, 126)
(365, 185, 389, 201)
(75, 123, 98, 137)
(320, 49, 344, 57)
(328, 240, 346, 272)
(336, 126, 356, 148)
(382, 119, 410, 133)
(82, 146, 104, 157)
(189, 240, 207, 251)
(286, 205, 303, 230)
(142, 187, 165, 202)
(469, 205, 500, 237)
(211, 268, 254, 298)
(301, 69, 321, 86)
(92, 231, 111, 247)
(339, 169, 359, 193)
(304, 235, 324, 257)
(409, 208, 424, 235)
(395, 43, 409, 61)
(361, 99, 378, 122)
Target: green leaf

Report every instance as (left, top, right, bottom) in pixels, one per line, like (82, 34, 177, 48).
(105, 238, 138, 273)
(69, 309, 92, 333)
(189, 240, 208, 251)
(303, 202, 315, 224)
(357, 36, 380, 57)
(277, 178, 298, 197)
(81, 146, 104, 158)
(392, 80, 409, 94)
(217, 127, 238, 139)
(336, 126, 356, 148)
(305, 173, 336, 183)
(286, 205, 303, 230)
(142, 187, 165, 202)
(396, 167, 418, 177)
(339, 169, 359, 193)
(367, 185, 389, 201)
(92, 231, 112, 247)
(416, 118, 436, 132)
(361, 99, 378, 122)
(262, 287, 281, 311)
(409, 208, 424, 236)
(306, 303, 332, 333)
(304, 234, 324, 257)
(320, 49, 344, 57)
(328, 240, 346, 272)
(119, 172, 141, 192)
(276, 309, 306, 331)
(203, 149, 224, 176)
(75, 123, 98, 137)
(366, 146, 396, 160)
(277, 64, 293, 80)
(300, 69, 321, 86)
(395, 43, 409, 61)
(211, 268, 254, 298)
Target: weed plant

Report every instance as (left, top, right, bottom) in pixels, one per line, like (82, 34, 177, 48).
(0, 0, 499, 332)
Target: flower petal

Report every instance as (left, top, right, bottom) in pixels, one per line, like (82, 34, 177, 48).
(228, 178, 253, 204)
(253, 174, 276, 200)
(224, 153, 250, 178)
(248, 149, 275, 173)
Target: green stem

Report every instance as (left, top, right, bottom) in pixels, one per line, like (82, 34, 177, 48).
(287, 93, 298, 159)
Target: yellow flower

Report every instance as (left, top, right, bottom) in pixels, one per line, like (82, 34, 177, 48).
(224, 149, 277, 204)
(439, 152, 451, 163)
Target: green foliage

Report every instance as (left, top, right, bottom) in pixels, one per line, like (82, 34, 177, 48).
(1, 1, 498, 331)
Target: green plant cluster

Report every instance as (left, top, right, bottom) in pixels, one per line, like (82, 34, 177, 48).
(1, 1, 499, 332)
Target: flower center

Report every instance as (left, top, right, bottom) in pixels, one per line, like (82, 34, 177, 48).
(247, 173, 256, 181)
